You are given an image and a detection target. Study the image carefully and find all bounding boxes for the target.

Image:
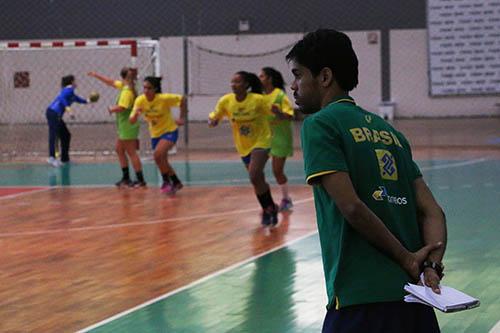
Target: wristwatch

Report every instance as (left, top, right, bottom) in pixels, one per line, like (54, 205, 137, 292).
(422, 260, 444, 279)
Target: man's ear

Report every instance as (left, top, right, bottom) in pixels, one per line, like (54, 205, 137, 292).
(319, 67, 334, 87)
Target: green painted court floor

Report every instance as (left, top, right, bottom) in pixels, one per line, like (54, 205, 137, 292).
(1, 159, 499, 333)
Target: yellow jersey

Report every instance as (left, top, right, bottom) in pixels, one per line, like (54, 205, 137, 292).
(113, 80, 124, 90)
(113, 81, 135, 109)
(209, 92, 271, 157)
(131, 93, 182, 138)
(262, 88, 294, 124)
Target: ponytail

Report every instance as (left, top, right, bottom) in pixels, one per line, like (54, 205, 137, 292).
(236, 71, 263, 94)
(262, 67, 285, 91)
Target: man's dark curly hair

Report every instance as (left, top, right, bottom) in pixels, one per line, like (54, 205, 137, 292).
(286, 29, 359, 92)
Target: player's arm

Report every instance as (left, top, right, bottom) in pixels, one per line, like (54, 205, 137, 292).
(414, 177, 447, 292)
(208, 96, 227, 127)
(87, 71, 115, 87)
(129, 98, 142, 124)
(129, 108, 141, 124)
(110, 89, 133, 114)
(271, 95, 294, 120)
(59, 89, 73, 113)
(176, 95, 188, 126)
(108, 105, 125, 114)
(74, 94, 89, 104)
(319, 172, 442, 282)
(62, 86, 89, 105)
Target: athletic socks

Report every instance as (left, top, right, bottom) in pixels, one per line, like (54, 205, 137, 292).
(122, 167, 130, 180)
(136, 170, 145, 182)
(162, 173, 170, 183)
(169, 174, 181, 185)
(257, 190, 275, 210)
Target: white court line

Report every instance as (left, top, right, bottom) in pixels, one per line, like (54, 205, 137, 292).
(419, 157, 488, 171)
(490, 320, 500, 333)
(186, 158, 490, 186)
(0, 158, 489, 192)
(0, 187, 52, 201)
(1, 158, 490, 235)
(0, 197, 315, 238)
(76, 230, 319, 333)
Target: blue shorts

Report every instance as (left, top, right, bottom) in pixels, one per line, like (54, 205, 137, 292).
(322, 301, 440, 333)
(240, 148, 270, 167)
(151, 129, 178, 150)
(241, 154, 252, 166)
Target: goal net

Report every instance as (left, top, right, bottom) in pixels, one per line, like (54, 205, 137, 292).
(187, 37, 299, 97)
(0, 39, 159, 160)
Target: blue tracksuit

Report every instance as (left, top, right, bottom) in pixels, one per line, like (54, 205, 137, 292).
(46, 86, 87, 161)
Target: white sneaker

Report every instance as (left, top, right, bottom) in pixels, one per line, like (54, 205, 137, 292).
(47, 157, 61, 167)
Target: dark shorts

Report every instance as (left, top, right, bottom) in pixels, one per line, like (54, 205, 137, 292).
(240, 148, 270, 167)
(322, 301, 440, 333)
(151, 129, 178, 150)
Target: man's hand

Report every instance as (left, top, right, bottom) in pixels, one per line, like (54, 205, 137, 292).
(402, 242, 443, 282)
(175, 118, 185, 126)
(422, 268, 442, 294)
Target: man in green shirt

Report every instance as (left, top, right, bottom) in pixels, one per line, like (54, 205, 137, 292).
(286, 29, 447, 332)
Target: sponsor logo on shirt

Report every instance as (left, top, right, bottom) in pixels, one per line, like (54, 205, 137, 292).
(372, 186, 407, 205)
(239, 125, 251, 136)
(376, 149, 398, 181)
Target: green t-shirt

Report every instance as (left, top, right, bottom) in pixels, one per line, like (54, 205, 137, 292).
(115, 85, 139, 140)
(269, 90, 294, 157)
(301, 96, 423, 309)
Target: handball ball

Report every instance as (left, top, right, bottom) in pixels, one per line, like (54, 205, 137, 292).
(89, 91, 100, 103)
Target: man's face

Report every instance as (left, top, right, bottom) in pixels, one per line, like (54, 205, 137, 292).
(289, 60, 321, 114)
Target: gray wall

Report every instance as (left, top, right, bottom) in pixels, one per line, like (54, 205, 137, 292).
(0, 0, 425, 40)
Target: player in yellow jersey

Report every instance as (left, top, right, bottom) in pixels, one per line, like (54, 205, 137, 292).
(88, 68, 146, 187)
(130, 76, 187, 195)
(208, 71, 279, 227)
(259, 67, 295, 211)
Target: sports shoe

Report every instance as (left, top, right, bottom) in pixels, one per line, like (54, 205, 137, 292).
(160, 181, 173, 194)
(279, 198, 293, 211)
(130, 180, 147, 188)
(115, 178, 132, 187)
(261, 204, 279, 227)
(172, 181, 183, 193)
(47, 157, 61, 167)
(163, 181, 183, 195)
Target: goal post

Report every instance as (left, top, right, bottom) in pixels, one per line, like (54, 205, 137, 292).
(0, 38, 160, 160)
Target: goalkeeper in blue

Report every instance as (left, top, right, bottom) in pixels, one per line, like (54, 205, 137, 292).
(45, 75, 97, 167)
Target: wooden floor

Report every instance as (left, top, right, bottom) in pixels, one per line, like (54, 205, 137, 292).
(0, 117, 499, 332)
(0, 185, 316, 332)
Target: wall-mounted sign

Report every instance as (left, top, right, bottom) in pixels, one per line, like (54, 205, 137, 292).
(427, 0, 500, 96)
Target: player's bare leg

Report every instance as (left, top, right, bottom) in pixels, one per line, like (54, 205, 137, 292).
(272, 156, 293, 211)
(249, 149, 278, 227)
(124, 139, 146, 187)
(154, 139, 182, 194)
(115, 139, 131, 187)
